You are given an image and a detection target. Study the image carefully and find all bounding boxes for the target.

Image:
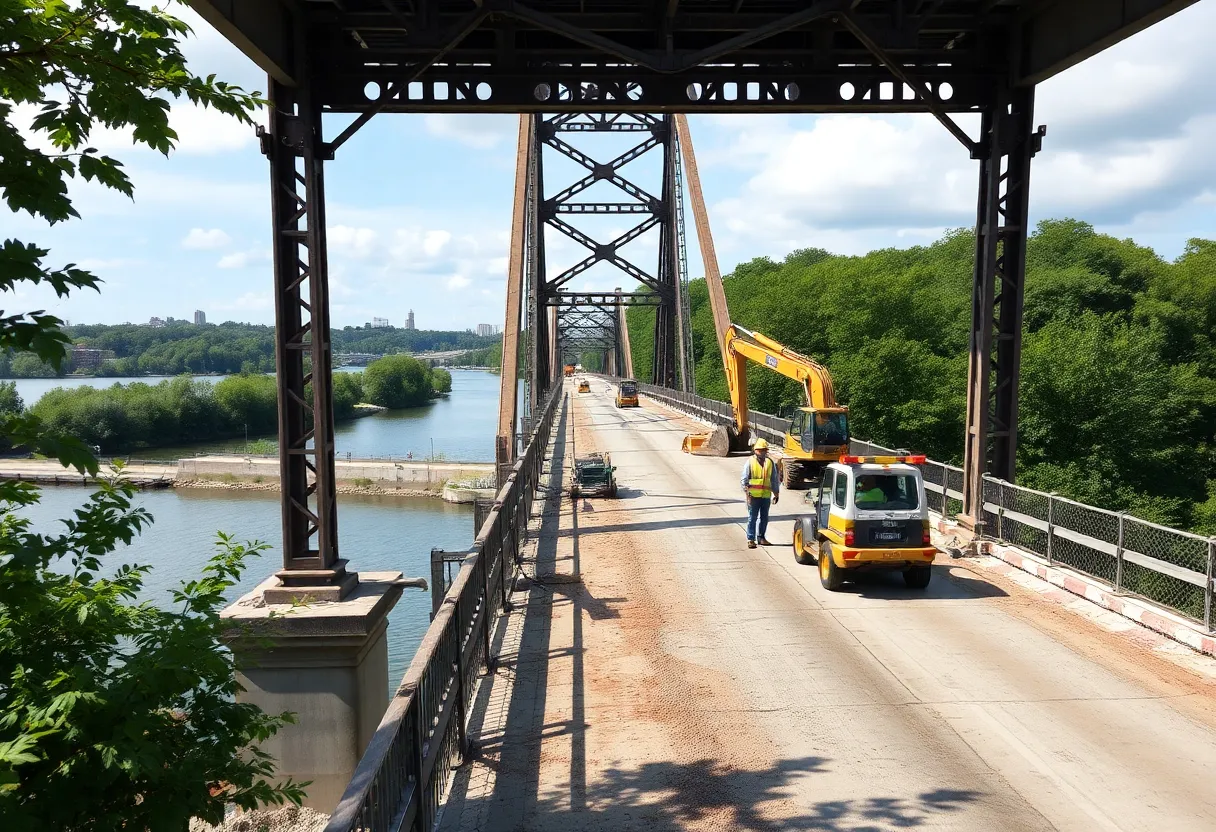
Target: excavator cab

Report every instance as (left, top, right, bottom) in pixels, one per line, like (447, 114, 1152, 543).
(788, 407, 850, 457)
(781, 407, 850, 489)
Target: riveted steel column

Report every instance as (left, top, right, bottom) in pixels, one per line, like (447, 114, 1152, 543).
(264, 77, 349, 597)
(962, 85, 1039, 525)
(497, 116, 533, 483)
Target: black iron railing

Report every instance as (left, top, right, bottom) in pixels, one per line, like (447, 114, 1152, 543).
(324, 382, 563, 832)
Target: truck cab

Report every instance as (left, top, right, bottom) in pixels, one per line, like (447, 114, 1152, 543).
(615, 379, 639, 407)
(791, 455, 936, 591)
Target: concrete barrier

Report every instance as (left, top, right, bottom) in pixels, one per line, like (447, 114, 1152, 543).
(176, 455, 494, 487)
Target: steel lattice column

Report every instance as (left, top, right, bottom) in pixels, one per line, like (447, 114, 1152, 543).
(962, 86, 1042, 525)
(263, 79, 351, 597)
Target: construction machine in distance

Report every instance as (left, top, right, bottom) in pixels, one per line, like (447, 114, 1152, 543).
(682, 325, 849, 489)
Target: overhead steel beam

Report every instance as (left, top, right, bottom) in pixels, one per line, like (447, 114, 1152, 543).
(187, 1, 295, 85)
(1017, 0, 1200, 84)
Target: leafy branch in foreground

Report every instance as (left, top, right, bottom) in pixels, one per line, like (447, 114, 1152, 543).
(0, 476, 305, 830)
(1, 0, 263, 371)
(1, 2, 302, 827)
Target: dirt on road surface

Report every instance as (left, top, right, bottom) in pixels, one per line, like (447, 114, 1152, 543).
(439, 379, 1216, 832)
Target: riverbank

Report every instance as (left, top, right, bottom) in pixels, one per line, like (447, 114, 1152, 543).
(0, 455, 496, 502)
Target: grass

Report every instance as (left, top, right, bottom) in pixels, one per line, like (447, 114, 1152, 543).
(351, 477, 374, 488)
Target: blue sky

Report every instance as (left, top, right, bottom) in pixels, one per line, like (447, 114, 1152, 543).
(9, 2, 1216, 330)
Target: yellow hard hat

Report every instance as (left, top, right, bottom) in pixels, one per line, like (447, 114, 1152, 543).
(753, 439, 769, 450)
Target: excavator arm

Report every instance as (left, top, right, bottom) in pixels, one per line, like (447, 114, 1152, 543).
(724, 325, 840, 437)
(683, 324, 849, 471)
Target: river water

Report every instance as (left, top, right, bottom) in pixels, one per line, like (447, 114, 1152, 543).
(11, 367, 518, 691)
(20, 482, 475, 691)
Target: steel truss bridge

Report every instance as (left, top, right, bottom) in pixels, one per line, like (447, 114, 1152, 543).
(191, 0, 1199, 625)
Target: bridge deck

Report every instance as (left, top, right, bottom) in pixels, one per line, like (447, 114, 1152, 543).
(439, 379, 1216, 831)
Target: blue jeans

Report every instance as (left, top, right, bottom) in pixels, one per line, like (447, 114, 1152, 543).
(746, 496, 771, 541)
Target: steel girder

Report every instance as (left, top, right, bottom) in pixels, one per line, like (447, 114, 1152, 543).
(191, 1, 1198, 115)
(961, 86, 1041, 525)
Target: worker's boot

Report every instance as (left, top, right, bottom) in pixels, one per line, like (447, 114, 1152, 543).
(758, 538, 772, 546)
(747, 540, 757, 549)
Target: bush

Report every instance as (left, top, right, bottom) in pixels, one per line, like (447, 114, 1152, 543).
(432, 368, 452, 394)
(361, 355, 436, 409)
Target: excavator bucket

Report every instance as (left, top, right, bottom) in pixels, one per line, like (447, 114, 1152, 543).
(681, 425, 733, 457)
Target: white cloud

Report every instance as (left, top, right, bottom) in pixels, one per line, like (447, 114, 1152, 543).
(181, 227, 232, 250)
(423, 230, 451, 257)
(215, 291, 273, 313)
(422, 114, 516, 149)
(330, 226, 378, 259)
(445, 274, 471, 291)
(217, 248, 271, 269)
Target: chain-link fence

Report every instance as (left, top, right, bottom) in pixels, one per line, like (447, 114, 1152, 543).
(981, 477, 1216, 629)
(627, 378, 1216, 630)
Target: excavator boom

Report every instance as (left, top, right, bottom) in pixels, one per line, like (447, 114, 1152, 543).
(684, 325, 849, 486)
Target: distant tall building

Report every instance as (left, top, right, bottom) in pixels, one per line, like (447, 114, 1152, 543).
(372, 316, 390, 328)
(476, 323, 499, 337)
(405, 310, 416, 330)
(194, 309, 206, 325)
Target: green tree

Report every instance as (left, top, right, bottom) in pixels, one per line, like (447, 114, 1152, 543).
(1, 0, 304, 823)
(8, 354, 60, 378)
(432, 367, 452, 394)
(362, 354, 435, 409)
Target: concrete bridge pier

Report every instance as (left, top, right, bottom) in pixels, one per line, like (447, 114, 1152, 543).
(221, 572, 404, 813)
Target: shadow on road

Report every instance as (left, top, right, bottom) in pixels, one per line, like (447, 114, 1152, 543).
(527, 756, 984, 831)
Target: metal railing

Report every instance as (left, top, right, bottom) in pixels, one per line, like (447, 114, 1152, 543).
(634, 381, 1215, 630)
(324, 382, 563, 832)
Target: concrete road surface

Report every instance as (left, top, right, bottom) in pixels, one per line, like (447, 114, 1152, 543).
(440, 380, 1216, 832)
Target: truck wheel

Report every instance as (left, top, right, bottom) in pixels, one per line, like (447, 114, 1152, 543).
(783, 461, 800, 489)
(793, 524, 813, 565)
(904, 566, 932, 589)
(819, 542, 844, 591)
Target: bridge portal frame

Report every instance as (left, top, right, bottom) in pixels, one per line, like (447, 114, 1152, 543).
(204, 0, 1202, 583)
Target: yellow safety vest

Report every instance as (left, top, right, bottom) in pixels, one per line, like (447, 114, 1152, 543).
(747, 457, 774, 499)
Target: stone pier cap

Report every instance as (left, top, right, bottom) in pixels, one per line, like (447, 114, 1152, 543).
(221, 571, 405, 643)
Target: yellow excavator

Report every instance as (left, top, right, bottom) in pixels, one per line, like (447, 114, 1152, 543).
(682, 325, 849, 489)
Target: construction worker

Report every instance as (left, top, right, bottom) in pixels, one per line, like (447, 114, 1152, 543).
(855, 475, 885, 505)
(741, 438, 780, 548)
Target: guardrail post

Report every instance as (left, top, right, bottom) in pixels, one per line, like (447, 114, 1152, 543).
(1205, 538, 1214, 632)
(1046, 493, 1055, 566)
(430, 548, 446, 617)
(996, 480, 1004, 540)
(1114, 512, 1126, 593)
(481, 555, 493, 670)
(452, 603, 470, 760)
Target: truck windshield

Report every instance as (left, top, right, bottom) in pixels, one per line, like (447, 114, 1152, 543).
(811, 413, 849, 447)
(854, 474, 919, 510)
